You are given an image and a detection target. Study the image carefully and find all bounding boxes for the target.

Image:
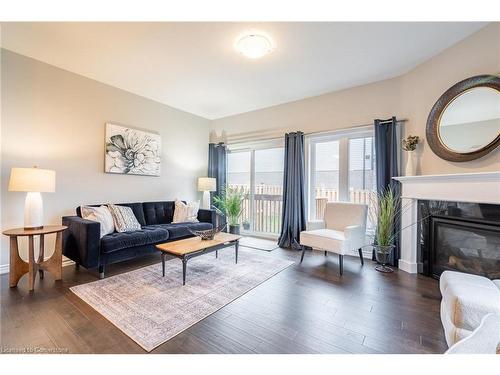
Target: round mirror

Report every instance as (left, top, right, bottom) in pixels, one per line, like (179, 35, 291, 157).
(426, 75, 500, 162)
(439, 87, 500, 153)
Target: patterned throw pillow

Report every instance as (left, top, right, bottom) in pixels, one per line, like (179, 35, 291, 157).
(172, 199, 200, 223)
(80, 205, 115, 238)
(107, 204, 142, 232)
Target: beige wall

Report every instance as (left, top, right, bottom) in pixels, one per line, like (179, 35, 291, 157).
(211, 23, 500, 174)
(1, 50, 210, 267)
(211, 76, 402, 139)
(401, 23, 500, 174)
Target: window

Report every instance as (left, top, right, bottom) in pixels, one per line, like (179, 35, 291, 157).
(348, 136, 376, 200)
(313, 140, 340, 203)
(307, 128, 376, 224)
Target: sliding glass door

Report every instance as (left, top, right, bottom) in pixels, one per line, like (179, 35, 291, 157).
(226, 151, 251, 231)
(253, 148, 284, 235)
(227, 145, 284, 237)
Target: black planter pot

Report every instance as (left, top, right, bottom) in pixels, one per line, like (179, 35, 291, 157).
(229, 224, 240, 235)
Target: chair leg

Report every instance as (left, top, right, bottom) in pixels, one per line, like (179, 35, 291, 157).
(358, 248, 364, 266)
(338, 254, 343, 276)
(98, 265, 105, 279)
(300, 246, 306, 263)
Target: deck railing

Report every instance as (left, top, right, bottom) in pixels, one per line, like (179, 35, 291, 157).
(314, 189, 376, 220)
(228, 184, 376, 234)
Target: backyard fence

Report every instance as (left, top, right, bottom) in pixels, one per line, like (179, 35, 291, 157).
(228, 184, 376, 235)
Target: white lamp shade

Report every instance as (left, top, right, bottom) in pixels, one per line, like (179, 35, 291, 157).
(8, 167, 56, 193)
(198, 177, 216, 192)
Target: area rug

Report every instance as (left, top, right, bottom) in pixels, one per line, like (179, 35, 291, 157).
(239, 237, 280, 251)
(70, 248, 293, 352)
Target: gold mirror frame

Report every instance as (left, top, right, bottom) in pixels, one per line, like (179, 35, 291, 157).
(426, 74, 500, 162)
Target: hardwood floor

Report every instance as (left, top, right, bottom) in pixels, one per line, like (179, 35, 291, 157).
(0, 247, 448, 354)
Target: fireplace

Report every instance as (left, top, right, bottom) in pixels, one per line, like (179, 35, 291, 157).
(417, 200, 500, 279)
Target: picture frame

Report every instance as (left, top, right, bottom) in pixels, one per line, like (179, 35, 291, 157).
(104, 123, 161, 176)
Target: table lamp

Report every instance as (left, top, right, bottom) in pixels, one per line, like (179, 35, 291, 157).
(8, 167, 56, 229)
(197, 177, 216, 209)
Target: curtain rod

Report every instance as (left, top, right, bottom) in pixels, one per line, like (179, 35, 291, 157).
(226, 119, 407, 145)
(304, 119, 407, 136)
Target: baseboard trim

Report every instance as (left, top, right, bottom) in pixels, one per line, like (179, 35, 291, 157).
(63, 259, 75, 267)
(399, 259, 418, 273)
(0, 258, 75, 275)
(0, 263, 9, 275)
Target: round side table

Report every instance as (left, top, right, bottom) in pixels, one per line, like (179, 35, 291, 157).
(2, 225, 67, 291)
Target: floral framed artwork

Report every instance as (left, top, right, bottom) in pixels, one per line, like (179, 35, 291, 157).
(105, 123, 161, 176)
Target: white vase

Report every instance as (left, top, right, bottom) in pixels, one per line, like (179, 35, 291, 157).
(405, 151, 417, 176)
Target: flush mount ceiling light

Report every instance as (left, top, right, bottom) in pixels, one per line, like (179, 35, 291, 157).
(235, 32, 274, 59)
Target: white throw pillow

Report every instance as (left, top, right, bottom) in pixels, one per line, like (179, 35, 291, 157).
(173, 199, 200, 223)
(80, 205, 115, 238)
(107, 204, 142, 232)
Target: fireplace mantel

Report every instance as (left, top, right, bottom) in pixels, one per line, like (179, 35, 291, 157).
(393, 171, 500, 205)
(394, 171, 500, 182)
(392, 171, 500, 273)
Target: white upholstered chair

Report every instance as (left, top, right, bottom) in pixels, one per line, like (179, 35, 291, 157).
(445, 313, 500, 354)
(440, 270, 500, 347)
(299, 202, 368, 275)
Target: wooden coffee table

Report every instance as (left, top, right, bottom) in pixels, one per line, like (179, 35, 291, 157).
(156, 232, 242, 285)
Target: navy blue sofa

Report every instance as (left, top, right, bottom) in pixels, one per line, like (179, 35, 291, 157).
(62, 201, 216, 278)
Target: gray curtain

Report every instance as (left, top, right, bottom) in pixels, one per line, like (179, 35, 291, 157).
(208, 143, 227, 226)
(278, 132, 307, 249)
(374, 117, 401, 266)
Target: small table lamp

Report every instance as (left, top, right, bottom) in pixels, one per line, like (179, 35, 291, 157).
(198, 177, 216, 209)
(8, 167, 56, 229)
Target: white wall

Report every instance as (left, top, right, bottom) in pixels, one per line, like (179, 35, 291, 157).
(211, 23, 500, 174)
(1, 50, 210, 267)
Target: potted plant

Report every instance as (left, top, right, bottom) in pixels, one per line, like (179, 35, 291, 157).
(369, 187, 400, 273)
(368, 187, 439, 273)
(402, 135, 420, 176)
(213, 187, 244, 235)
(242, 219, 250, 231)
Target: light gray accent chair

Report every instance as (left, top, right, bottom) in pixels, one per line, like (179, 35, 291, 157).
(299, 202, 368, 275)
(440, 270, 500, 347)
(445, 313, 500, 354)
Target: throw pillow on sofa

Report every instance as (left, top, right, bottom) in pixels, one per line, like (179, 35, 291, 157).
(108, 204, 142, 232)
(80, 205, 115, 238)
(173, 199, 200, 223)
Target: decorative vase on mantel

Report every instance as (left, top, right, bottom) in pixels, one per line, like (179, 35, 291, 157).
(402, 135, 420, 176)
(405, 151, 417, 176)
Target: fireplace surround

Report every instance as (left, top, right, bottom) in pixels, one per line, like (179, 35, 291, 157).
(417, 200, 500, 279)
(393, 171, 500, 274)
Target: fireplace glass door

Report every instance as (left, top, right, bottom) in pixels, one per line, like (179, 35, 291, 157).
(430, 217, 500, 279)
